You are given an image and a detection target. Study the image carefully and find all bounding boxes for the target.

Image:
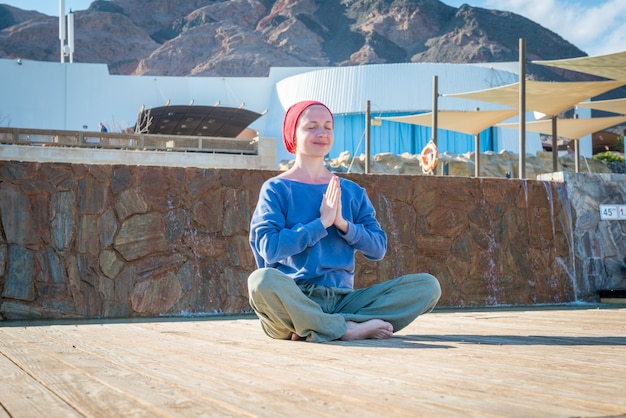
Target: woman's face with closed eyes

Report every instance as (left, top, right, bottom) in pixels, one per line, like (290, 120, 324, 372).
(294, 105, 334, 157)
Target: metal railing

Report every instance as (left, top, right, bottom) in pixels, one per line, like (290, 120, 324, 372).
(0, 127, 258, 155)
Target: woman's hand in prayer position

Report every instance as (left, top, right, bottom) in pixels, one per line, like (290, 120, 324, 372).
(320, 176, 348, 233)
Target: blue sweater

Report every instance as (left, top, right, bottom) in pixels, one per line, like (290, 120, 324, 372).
(249, 177, 387, 289)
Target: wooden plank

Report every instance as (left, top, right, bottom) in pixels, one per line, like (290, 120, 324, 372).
(0, 344, 82, 417)
(0, 326, 252, 417)
(0, 308, 624, 417)
(40, 311, 626, 416)
(26, 323, 400, 417)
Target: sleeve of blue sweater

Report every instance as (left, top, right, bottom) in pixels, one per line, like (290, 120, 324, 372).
(337, 180, 387, 261)
(249, 179, 328, 267)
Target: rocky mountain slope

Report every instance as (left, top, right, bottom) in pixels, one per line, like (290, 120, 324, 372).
(0, 0, 588, 80)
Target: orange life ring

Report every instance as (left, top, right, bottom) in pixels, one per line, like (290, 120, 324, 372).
(420, 141, 439, 173)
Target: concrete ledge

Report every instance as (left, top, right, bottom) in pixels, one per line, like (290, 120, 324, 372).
(0, 137, 276, 169)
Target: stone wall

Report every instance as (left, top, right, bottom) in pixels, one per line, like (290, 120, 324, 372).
(539, 172, 626, 295)
(0, 160, 598, 320)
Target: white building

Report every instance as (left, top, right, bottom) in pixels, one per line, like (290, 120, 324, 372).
(1, 58, 589, 166)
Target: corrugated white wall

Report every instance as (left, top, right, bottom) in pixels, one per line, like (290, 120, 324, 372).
(269, 63, 539, 162)
(274, 62, 519, 113)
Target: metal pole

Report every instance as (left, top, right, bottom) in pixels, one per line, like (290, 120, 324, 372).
(365, 100, 371, 174)
(59, 0, 65, 63)
(518, 38, 526, 179)
(67, 10, 74, 63)
(573, 113, 580, 173)
(574, 140, 580, 173)
(475, 134, 480, 177)
(551, 116, 558, 171)
(432, 76, 438, 146)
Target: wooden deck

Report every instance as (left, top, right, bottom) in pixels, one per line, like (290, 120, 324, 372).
(1, 305, 625, 417)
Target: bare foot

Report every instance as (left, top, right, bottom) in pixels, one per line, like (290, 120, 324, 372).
(291, 332, 305, 341)
(340, 319, 394, 341)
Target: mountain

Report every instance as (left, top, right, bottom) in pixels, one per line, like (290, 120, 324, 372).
(0, 0, 590, 80)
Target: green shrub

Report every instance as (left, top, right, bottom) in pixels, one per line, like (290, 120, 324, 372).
(593, 151, 624, 163)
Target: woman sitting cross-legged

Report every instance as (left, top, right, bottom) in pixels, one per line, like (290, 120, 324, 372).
(247, 100, 441, 343)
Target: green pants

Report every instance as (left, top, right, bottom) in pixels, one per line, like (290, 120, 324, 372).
(247, 268, 441, 342)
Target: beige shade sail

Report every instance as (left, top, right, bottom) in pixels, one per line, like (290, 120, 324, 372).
(377, 109, 519, 135)
(577, 97, 626, 115)
(497, 115, 626, 140)
(533, 51, 626, 81)
(444, 80, 625, 117)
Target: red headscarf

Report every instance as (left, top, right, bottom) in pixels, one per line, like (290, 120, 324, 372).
(282, 100, 333, 154)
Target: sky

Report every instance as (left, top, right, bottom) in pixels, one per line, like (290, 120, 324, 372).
(3, 0, 625, 57)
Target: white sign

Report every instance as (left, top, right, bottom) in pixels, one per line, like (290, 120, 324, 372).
(600, 204, 626, 220)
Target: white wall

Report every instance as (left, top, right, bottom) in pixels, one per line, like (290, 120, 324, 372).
(1, 59, 276, 133)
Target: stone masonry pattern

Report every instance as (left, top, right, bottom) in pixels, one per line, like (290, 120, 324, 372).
(0, 161, 580, 320)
